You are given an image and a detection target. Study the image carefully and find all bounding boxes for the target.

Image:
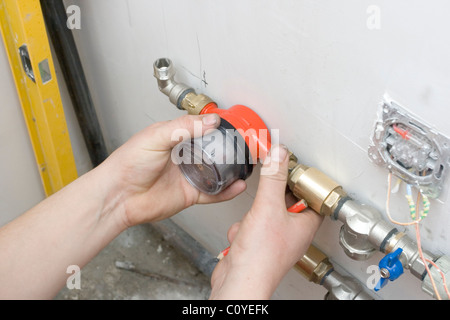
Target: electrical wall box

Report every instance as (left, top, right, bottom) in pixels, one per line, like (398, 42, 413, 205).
(368, 96, 450, 198)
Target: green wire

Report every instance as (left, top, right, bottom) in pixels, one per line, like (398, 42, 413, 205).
(405, 193, 430, 220)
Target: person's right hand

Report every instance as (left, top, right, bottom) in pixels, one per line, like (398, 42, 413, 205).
(209, 145, 323, 299)
(97, 113, 246, 227)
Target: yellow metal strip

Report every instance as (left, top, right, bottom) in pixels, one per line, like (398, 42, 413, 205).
(0, 0, 77, 196)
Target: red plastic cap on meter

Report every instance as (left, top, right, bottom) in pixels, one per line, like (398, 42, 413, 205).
(201, 103, 271, 161)
(173, 103, 271, 195)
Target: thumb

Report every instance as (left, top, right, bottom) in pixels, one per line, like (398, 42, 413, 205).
(254, 144, 289, 207)
(143, 113, 221, 151)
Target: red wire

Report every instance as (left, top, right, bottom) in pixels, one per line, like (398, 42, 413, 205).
(288, 199, 308, 213)
(217, 246, 230, 260)
(393, 124, 410, 140)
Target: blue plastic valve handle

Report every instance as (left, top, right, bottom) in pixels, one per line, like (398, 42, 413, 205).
(374, 248, 404, 291)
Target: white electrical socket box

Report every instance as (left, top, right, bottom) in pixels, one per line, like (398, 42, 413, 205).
(368, 96, 450, 198)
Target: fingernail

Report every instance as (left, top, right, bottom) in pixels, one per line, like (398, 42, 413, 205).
(270, 144, 288, 163)
(202, 113, 219, 126)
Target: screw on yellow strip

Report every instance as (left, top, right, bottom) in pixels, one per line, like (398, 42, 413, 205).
(0, 0, 77, 196)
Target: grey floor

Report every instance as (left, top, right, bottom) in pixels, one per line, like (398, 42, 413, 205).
(54, 223, 211, 300)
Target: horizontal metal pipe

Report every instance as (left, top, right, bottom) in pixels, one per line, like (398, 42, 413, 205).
(322, 270, 374, 300)
(151, 219, 218, 278)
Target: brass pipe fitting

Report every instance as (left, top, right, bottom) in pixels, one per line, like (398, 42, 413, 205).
(180, 92, 215, 115)
(288, 163, 347, 216)
(288, 151, 298, 173)
(296, 245, 374, 299)
(296, 245, 333, 284)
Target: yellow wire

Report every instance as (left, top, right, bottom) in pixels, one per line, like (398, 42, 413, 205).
(385, 173, 421, 226)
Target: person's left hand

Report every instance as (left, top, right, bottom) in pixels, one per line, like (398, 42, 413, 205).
(100, 113, 247, 227)
(209, 145, 323, 299)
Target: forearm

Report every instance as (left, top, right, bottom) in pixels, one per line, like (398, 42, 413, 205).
(0, 162, 128, 299)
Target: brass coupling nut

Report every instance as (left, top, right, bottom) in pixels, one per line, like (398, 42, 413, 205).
(288, 164, 347, 216)
(180, 92, 215, 115)
(288, 151, 298, 173)
(296, 245, 334, 284)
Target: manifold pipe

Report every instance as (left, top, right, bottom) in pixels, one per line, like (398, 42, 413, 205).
(335, 199, 450, 300)
(287, 158, 449, 299)
(334, 199, 436, 280)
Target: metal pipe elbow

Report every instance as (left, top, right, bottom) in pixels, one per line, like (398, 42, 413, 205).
(153, 58, 193, 109)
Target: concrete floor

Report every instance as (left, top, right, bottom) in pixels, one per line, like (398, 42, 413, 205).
(54, 223, 211, 300)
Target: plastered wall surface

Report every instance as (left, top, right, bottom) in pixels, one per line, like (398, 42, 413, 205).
(0, 39, 45, 226)
(66, 0, 450, 299)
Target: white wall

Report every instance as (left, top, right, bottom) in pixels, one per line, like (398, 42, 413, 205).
(67, 0, 450, 299)
(0, 39, 45, 226)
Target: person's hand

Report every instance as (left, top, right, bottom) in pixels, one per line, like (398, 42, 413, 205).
(99, 113, 247, 227)
(209, 145, 323, 299)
